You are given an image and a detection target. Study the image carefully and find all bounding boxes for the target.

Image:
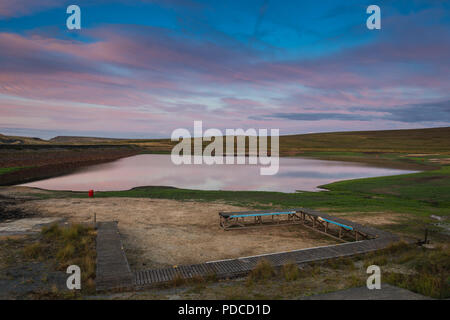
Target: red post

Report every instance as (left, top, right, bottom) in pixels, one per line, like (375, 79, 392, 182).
(88, 189, 96, 226)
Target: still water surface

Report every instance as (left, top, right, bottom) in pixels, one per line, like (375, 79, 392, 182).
(22, 154, 416, 193)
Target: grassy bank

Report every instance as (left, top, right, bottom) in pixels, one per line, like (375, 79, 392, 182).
(324, 165, 450, 207)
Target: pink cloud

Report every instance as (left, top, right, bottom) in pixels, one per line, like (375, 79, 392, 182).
(0, 13, 449, 138)
(0, 0, 62, 18)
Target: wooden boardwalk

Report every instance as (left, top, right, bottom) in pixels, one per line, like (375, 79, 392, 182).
(133, 236, 398, 288)
(96, 221, 133, 291)
(95, 209, 400, 291)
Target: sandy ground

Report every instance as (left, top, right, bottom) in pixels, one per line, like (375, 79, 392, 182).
(329, 211, 407, 226)
(12, 197, 336, 269)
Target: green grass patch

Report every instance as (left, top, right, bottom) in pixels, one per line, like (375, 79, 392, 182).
(0, 167, 26, 175)
(323, 165, 450, 207)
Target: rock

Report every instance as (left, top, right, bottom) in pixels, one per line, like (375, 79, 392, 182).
(430, 215, 444, 221)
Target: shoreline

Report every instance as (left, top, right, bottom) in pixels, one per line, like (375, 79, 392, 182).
(1, 149, 437, 188)
(2, 126, 449, 187)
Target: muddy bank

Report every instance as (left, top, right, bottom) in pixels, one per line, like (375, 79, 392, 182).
(0, 195, 36, 223)
(0, 193, 64, 237)
(0, 145, 141, 185)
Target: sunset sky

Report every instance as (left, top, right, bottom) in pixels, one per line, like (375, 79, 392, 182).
(0, 0, 449, 139)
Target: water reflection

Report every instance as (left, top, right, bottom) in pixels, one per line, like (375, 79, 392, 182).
(22, 154, 416, 193)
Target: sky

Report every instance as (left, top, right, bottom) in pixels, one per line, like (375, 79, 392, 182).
(0, 0, 449, 139)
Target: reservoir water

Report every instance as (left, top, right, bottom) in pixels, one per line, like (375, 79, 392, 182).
(22, 154, 416, 193)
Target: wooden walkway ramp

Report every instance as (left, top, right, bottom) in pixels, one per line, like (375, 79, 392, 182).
(96, 221, 133, 291)
(133, 236, 398, 288)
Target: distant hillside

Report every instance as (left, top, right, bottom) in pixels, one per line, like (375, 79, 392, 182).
(1, 127, 449, 154)
(49, 136, 123, 144)
(0, 134, 123, 145)
(280, 127, 450, 154)
(0, 134, 48, 145)
(125, 127, 450, 154)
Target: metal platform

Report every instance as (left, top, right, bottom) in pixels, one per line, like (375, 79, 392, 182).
(219, 208, 380, 242)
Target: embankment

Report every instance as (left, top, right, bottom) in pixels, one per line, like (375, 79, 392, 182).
(0, 145, 141, 185)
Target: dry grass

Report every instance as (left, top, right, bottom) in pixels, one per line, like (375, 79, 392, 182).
(170, 272, 186, 287)
(23, 223, 97, 295)
(281, 262, 300, 281)
(365, 242, 450, 299)
(192, 243, 448, 299)
(23, 242, 44, 259)
(247, 259, 276, 285)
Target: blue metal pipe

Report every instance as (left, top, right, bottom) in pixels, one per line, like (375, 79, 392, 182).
(229, 211, 296, 219)
(319, 217, 353, 230)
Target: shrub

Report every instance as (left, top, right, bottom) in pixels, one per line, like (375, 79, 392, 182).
(281, 262, 299, 281)
(56, 243, 76, 261)
(23, 242, 43, 259)
(310, 265, 321, 278)
(205, 272, 217, 282)
(247, 259, 276, 283)
(348, 274, 363, 287)
(383, 241, 410, 254)
(190, 275, 206, 284)
(171, 272, 186, 287)
(327, 257, 355, 270)
(41, 223, 62, 239)
(364, 256, 388, 269)
(385, 272, 449, 299)
(396, 249, 418, 264)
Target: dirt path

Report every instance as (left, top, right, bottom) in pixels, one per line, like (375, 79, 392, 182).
(13, 197, 336, 269)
